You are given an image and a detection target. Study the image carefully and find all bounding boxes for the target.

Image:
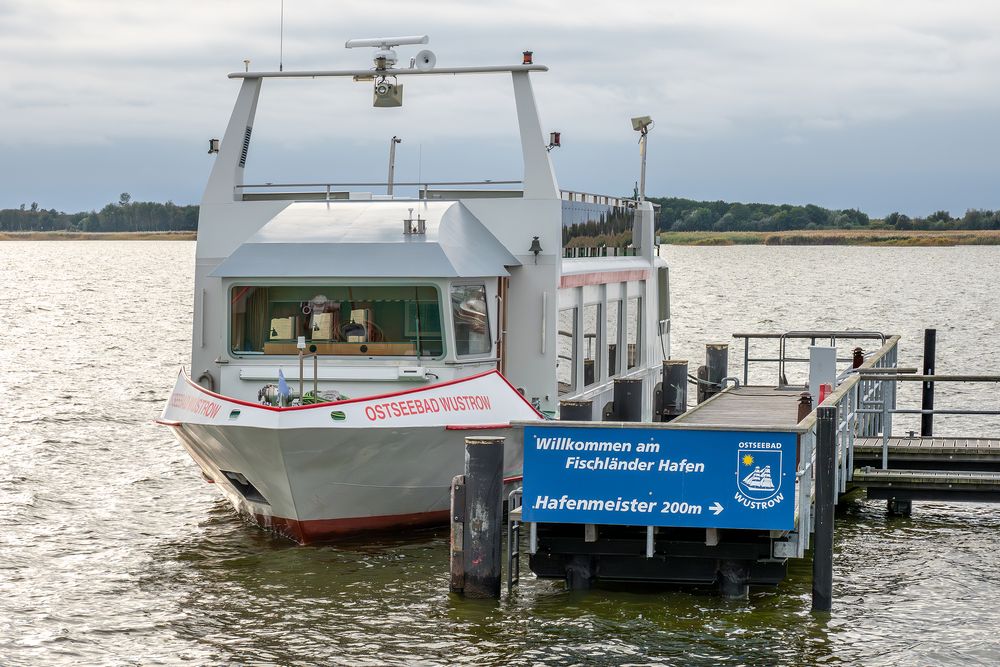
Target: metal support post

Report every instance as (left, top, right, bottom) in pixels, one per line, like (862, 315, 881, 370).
(921, 328, 936, 437)
(812, 405, 837, 612)
(719, 560, 750, 599)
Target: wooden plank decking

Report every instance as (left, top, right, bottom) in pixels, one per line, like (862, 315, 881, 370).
(671, 386, 804, 429)
(855, 436, 1000, 455)
(853, 436, 1000, 471)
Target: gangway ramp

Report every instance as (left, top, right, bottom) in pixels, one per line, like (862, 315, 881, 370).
(671, 386, 803, 429)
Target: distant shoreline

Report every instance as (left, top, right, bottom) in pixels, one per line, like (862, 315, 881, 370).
(4, 229, 999, 246)
(658, 230, 1000, 246)
(0, 231, 196, 241)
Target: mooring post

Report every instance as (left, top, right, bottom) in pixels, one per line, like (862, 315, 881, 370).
(812, 405, 837, 612)
(612, 378, 643, 421)
(921, 328, 936, 437)
(797, 392, 813, 423)
(559, 399, 593, 421)
(661, 360, 688, 421)
(700, 343, 729, 403)
(450, 436, 505, 599)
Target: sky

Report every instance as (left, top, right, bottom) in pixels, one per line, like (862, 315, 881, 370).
(1, 0, 998, 217)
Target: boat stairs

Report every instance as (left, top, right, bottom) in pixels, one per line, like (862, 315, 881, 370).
(481, 329, 1000, 610)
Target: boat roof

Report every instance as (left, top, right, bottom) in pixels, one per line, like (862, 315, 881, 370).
(209, 201, 520, 279)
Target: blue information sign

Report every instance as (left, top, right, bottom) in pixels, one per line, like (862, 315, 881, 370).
(522, 425, 798, 530)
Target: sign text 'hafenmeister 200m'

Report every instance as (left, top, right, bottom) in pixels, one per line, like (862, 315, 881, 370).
(521, 425, 798, 531)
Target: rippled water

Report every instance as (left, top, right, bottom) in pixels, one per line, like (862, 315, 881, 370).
(1, 241, 998, 666)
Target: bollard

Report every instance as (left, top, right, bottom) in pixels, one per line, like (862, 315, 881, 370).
(852, 347, 864, 369)
(449, 436, 505, 598)
(612, 378, 643, 421)
(921, 328, 936, 437)
(812, 405, 837, 612)
(661, 360, 688, 421)
(560, 400, 593, 421)
(797, 392, 813, 424)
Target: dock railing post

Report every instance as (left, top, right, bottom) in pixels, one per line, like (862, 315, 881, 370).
(451, 436, 505, 599)
(921, 328, 936, 437)
(812, 405, 837, 612)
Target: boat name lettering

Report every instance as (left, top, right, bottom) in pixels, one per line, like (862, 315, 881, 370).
(364, 395, 493, 421)
(170, 393, 222, 419)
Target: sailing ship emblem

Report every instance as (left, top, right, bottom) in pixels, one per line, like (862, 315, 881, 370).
(736, 448, 783, 501)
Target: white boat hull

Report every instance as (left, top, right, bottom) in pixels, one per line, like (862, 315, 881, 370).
(160, 369, 540, 543)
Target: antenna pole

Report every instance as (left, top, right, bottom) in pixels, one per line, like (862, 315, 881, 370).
(387, 136, 402, 196)
(279, 0, 284, 72)
(638, 127, 648, 202)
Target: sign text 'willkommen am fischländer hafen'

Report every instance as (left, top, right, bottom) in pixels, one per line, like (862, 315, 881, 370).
(522, 425, 798, 530)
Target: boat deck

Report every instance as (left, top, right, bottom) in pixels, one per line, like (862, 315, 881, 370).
(671, 386, 805, 430)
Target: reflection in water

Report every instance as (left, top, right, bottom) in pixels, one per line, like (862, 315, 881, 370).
(0, 242, 999, 665)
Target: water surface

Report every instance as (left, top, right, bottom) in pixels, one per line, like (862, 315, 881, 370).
(1, 242, 998, 665)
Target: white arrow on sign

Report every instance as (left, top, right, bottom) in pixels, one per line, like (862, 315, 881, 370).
(709, 502, 724, 515)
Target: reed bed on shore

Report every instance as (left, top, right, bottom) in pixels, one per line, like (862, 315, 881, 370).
(0, 231, 196, 241)
(659, 230, 1000, 246)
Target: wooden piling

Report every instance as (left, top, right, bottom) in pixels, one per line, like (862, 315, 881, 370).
(449, 436, 505, 599)
(812, 405, 837, 612)
(921, 328, 936, 437)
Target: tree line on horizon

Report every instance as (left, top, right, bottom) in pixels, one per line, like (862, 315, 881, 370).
(0, 193, 197, 233)
(2, 193, 999, 233)
(650, 197, 1000, 232)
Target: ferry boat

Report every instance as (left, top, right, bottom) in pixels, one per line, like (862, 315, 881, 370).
(159, 36, 671, 543)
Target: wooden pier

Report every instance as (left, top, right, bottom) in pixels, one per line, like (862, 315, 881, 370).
(503, 329, 1000, 612)
(853, 436, 1000, 471)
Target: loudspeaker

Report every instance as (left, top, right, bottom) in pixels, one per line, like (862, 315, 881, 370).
(414, 49, 436, 71)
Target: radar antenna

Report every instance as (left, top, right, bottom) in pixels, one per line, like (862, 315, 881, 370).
(345, 35, 435, 108)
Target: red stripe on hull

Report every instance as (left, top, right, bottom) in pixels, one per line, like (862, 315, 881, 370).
(251, 510, 451, 544)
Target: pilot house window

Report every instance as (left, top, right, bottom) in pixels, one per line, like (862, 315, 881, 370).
(451, 284, 491, 356)
(230, 285, 443, 357)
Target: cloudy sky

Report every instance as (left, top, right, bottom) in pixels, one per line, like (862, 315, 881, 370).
(2, 0, 998, 216)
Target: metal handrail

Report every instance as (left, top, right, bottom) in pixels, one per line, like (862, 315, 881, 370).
(769, 335, 899, 560)
(734, 330, 888, 387)
(237, 179, 522, 189)
(560, 189, 638, 208)
(857, 372, 1000, 466)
